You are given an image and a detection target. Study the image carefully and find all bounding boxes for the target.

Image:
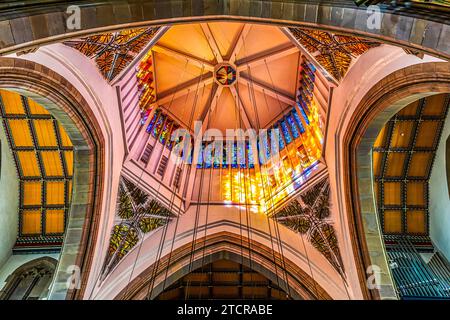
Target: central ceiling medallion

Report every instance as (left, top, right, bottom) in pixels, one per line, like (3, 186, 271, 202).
(214, 62, 237, 87)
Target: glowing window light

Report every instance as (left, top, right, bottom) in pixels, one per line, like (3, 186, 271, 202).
(297, 101, 310, 125)
(167, 124, 179, 150)
(222, 143, 229, 169)
(292, 109, 305, 133)
(196, 143, 204, 169)
(152, 113, 165, 138)
(204, 143, 213, 169)
(280, 120, 292, 144)
(286, 114, 300, 139)
(247, 141, 255, 169)
(231, 143, 238, 168)
(146, 109, 160, 133)
(237, 142, 246, 168)
(213, 144, 222, 169)
(159, 120, 172, 145)
(273, 124, 285, 150)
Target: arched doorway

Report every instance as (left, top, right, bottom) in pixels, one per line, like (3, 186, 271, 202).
(156, 259, 290, 300)
(343, 61, 450, 299)
(114, 231, 332, 300)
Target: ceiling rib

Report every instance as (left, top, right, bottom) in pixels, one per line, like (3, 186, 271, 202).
(200, 84, 223, 131)
(152, 44, 215, 71)
(238, 75, 297, 106)
(228, 24, 252, 63)
(200, 24, 223, 64)
(235, 44, 299, 71)
(229, 85, 254, 129)
(156, 74, 214, 105)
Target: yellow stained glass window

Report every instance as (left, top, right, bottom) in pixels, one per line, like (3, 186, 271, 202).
(22, 209, 42, 234)
(41, 151, 63, 177)
(33, 119, 58, 147)
(45, 209, 65, 234)
(23, 181, 42, 206)
(8, 119, 33, 147)
(17, 151, 40, 177)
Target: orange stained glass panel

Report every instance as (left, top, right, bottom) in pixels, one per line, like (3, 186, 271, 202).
(406, 210, 427, 234)
(17, 151, 40, 177)
(22, 181, 42, 206)
(397, 100, 420, 117)
(64, 151, 74, 176)
(45, 209, 65, 234)
(58, 124, 73, 147)
(383, 182, 402, 206)
(408, 152, 432, 177)
(0, 90, 25, 115)
(406, 181, 426, 206)
(385, 153, 407, 177)
(22, 209, 42, 235)
(27, 98, 50, 115)
(8, 119, 33, 147)
(41, 151, 64, 177)
(33, 119, 58, 147)
(422, 94, 447, 116)
(384, 210, 403, 234)
(45, 181, 65, 205)
(415, 121, 439, 148)
(391, 121, 414, 148)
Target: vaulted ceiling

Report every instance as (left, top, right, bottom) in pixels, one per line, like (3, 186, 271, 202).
(0, 90, 73, 250)
(373, 93, 450, 238)
(149, 22, 301, 132)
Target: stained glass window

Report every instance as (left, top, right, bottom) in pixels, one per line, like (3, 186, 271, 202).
(247, 141, 255, 169)
(204, 143, 213, 169)
(289, 28, 380, 81)
(152, 113, 165, 138)
(237, 142, 246, 168)
(64, 28, 160, 81)
(274, 124, 285, 149)
(159, 120, 172, 145)
(167, 124, 179, 150)
(292, 109, 305, 133)
(297, 102, 310, 125)
(231, 143, 238, 168)
(280, 120, 292, 145)
(213, 143, 222, 169)
(146, 110, 160, 133)
(286, 115, 300, 139)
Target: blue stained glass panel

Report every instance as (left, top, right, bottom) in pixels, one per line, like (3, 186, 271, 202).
(286, 115, 300, 139)
(297, 102, 310, 125)
(231, 143, 238, 168)
(237, 143, 246, 168)
(247, 142, 255, 169)
(196, 143, 203, 168)
(152, 114, 165, 138)
(146, 110, 160, 133)
(222, 144, 228, 168)
(280, 120, 292, 144)
(204, 143, 212, 169)
(275, 125, 285, 150)
(292, 109, 305, 133)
